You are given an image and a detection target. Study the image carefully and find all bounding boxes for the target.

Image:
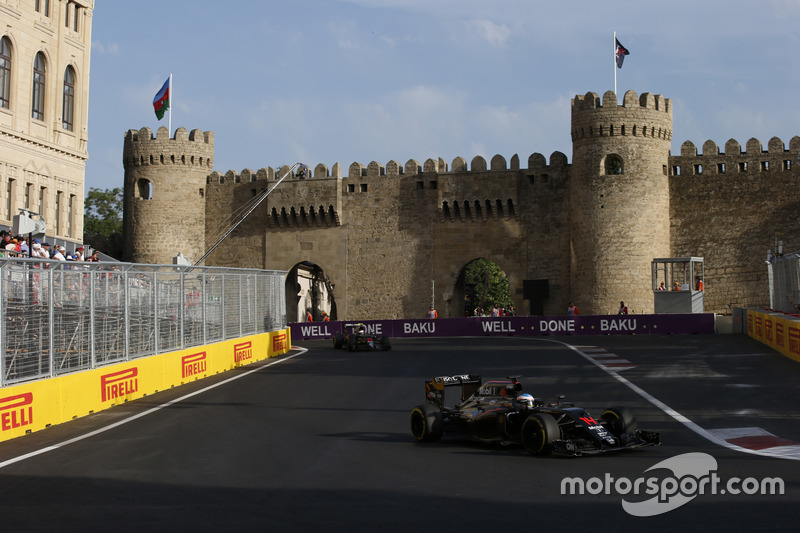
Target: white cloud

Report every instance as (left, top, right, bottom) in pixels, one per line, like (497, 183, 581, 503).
(464, 19, 511, 47)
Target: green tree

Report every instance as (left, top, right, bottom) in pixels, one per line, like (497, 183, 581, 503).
(84, 187, 123, 258)
(464, 258, 513, 311)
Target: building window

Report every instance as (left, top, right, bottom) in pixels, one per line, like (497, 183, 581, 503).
(72, 4, 80, 32)
(784, 160, 792, 171)
(717, 163, 726, 174)
(694, 164, 703, 175)
(0, 37, 10, 109)
(604, 154, 623, 175)
(39, 186, 46, 215)
(55, 191, 62, 233)
(32, 52, 46, 121)
(761, 161, 769, 171)
(35, 0, 50, 17)
(672, 166, 681, 176)
(360, 183, 368, 192)
(63, 66, 75, 131)
(347, 184, 355, 193)
(68, 194, 75, 237)
(137, 178, 153, 200)
(24, 182, 31, 209)
(6, 179, 14, 220)
(739, 162, 748, 172)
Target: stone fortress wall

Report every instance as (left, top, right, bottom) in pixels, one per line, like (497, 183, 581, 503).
(122, 89, 800, 320)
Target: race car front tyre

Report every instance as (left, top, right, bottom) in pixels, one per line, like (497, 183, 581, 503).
(347, 335, 357, 351)
(601, 406, 638, 438)
(410, 404, 443, 442)
(521, 413, 559, 455)
(333, 335, 344, 349)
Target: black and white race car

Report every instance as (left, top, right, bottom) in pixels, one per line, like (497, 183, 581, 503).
(410, 374, 659, 456)
(333, 323, 391, 351)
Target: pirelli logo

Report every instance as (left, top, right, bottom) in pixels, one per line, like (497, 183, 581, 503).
(755, 315, 763, 337)
(101, 367, 139, 402)
(789, 326, 800, 357)
(234, 341, 253, 363)
(0, 392, 33, 432)
(273, 333, 287, 352)
(776, 322, 785, 346)
(182, 352, 207, 378)
(765, 318, 774, 343)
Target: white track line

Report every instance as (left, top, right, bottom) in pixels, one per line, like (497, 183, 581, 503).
(537, 338, 800, 461)
(0, 347, 307, 470)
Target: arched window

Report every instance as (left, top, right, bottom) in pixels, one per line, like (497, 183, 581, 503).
(31, 52, 46, 120)
(137, 178, 153, 200)
(604, 154, 624, 175)
(62, 66, 75, 131)
(0, 37, 11, 109)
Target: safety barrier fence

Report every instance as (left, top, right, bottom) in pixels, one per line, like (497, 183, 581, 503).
(746, 308, 800, 362)
(290, 313, 716, 341)
(0, 257, 287, 387)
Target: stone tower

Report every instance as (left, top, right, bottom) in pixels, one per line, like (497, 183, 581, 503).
(122, 127, 214, 264)
(569, 90, 673, 314)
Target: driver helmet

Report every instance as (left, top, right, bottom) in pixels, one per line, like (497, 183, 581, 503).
(516, 393, 535, 409)
(357, 323, 366, 334)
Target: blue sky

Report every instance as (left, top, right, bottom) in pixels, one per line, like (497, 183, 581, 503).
(86, 0, 800, 191)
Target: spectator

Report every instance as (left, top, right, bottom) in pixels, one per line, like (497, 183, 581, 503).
(52, 246, 67, 261)
(74, 246, 85, 261)
(86, 250, 100, 262)
(40, 242, 51, 258)
(507, 305, 516, 316)
(568, 302, 579, 316)
(306, 309, 313, 321)
(427, 306, 438, 319)
(31, 242, 47, 259)
(618, 301, 628, 315)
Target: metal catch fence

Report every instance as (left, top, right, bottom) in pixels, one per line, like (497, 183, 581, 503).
(0, 258, 286, 387)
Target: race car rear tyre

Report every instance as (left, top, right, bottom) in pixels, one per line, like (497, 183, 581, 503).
(410, 404, 443, 442)
(380, 336, 391, 351)
(333, 335, 344, 349)
(521, 413, 559, 455)
(347, 335, 357, 351)
(601, 406, 638, 437)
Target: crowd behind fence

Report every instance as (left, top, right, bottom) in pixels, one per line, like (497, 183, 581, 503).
(0, 258, 287, 387)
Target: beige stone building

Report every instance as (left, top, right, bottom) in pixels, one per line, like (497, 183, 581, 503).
(0, 0, 92, 245)
(123, 87, 800, 322)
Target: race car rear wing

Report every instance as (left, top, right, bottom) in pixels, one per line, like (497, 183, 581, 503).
(425, 374, 481, 409)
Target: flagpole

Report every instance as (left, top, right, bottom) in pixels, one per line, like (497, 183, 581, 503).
(613, 31, 617, 95)
(168, 73, 173, 135)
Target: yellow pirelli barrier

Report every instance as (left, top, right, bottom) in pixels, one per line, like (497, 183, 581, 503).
(0, 328, 291, 443)
(746, 309, 800, 363)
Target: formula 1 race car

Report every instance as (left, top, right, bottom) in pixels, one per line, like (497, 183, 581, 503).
(409, 374, 659, 456)
(333, 323, 391, 351)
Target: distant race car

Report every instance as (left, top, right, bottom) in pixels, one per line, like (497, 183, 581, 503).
(333, 322, 391, 351)
(409, 374, 659, 456)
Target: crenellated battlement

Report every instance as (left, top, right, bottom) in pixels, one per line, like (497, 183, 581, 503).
(571, 90, 672, 143)
(123, 126, 214, 169)
(205, 150, 571, 186)
(669, 135, 800, 176)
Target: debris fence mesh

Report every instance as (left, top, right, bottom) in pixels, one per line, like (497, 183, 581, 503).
(0, 258, 286, 387)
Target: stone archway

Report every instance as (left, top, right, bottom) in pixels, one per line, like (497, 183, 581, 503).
(285, 261, 336, 322)
(454, 258, 514, 317)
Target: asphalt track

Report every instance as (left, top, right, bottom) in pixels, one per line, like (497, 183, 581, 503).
(0, 334, 798, 531)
